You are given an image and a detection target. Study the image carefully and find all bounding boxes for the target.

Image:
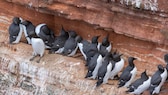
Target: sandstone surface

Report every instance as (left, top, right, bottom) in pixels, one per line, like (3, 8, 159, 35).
(1, 0, 168, 95)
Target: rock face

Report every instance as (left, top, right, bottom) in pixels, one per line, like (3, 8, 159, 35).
(5, 0, 168, 44)
(0, 32, 127, 94)
(0, 0, 168, 95)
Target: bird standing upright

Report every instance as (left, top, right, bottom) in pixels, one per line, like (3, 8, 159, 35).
(29, 37, 45, 63)
(118, 57, 137, 88)
(85, 35, 100, 66)
(96, 53, 113, 87)
(109, 53, 124, 80)
(22, 20, 45, 63)
(8, 17, 23, 44)
(149, 64, 167, 95)
(21, 20, 37, 44)
(99, 34, 112, 57)
(62, 31, 78, 56)
(85, 52, 103, 79)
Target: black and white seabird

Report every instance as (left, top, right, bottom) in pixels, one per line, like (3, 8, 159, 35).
(62, 31, 78, 56)
(126, 70, 151, 95)
(85, 35, 100, 66)
(35, 23, 55, 48)
(8, 17, 23, 44)
(78, 35, 100, 63)
(109, 53, 124, 80)
(49, 26, 69, 54)
(21, 20, 45, 63)
(149, 64, 167, 95)
(99, 34, 112, 57)
(77, 36, 90, 60)
(96, 53, 113, 87)
(118, 57, 137, 88)
(21, 20, 37, 44)
(29, 37, 45, 63)
(85, 52, 103, 79)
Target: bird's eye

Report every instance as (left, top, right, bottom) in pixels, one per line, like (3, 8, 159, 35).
(131, 85, 135, 88)
(13, 36, 17, 38)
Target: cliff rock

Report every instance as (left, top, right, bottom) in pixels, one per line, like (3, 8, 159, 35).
(0, 0, 168, 95)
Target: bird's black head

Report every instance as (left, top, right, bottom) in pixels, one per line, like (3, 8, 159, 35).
(13, 17, 21, 25)
(158, 64, 164, 72)
(128, 57, 136, 66)
(62, 49, 72, 56)
(85, 70, 93, 78)
(112, 53, 123, 62)
(21, 20, 32, 26)
(96, 76, 103, 87)
(9, 35, 17, 44)
(91, 35, 100, 44)
(102, 34, 109, 46)
(164, 54, 168, 64)
(129, 57, 136, 61)
(69, 31, 77, 38)
(166, 64, 168, 72)
(75, 35, 83, 43)
(60, 25, 68, 36)
(103, 52, 112, 60)
(41, 25, 50, 35)
(141, 69, 148, 79)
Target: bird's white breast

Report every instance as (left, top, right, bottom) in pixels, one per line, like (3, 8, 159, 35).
(31, 38, 45, 56)
(103, 62, 112, 84)
(153, 68, 167, 94)
(124, 67, 137, 87)
(132, 77, 151, 95)
(12, 24, 23, 44)
(110, 58, 124, 79)
(91, 54, 103, 79)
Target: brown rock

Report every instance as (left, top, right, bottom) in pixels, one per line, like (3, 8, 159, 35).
(0, 0, 168, 94)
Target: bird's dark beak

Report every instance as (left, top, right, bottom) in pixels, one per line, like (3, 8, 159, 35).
(133, 57, 137, 60)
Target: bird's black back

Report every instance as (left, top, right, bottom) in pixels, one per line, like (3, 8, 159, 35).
(9, 22, 20, 43)
(130, 71, 149, 89)
(23, 21, 36, 38)
(9, 22, 20, 36)
(88, 53, 100, 71)
(98, 60, 109, 78)
(151, 70, 162, 86)
(51, 31, 69, 50)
